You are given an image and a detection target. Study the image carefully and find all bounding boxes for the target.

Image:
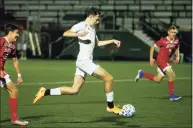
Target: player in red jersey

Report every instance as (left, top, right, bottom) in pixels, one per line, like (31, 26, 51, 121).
(135, 25, 182, 101)
(0, 24, 29, 126)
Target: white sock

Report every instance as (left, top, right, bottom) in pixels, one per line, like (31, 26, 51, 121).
(106, 91, 114, 102)
(50, 88, 61, 95)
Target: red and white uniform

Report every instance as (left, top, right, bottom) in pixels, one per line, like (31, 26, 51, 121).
(154, 36, 179, 76)
(0, 37, 16, 87)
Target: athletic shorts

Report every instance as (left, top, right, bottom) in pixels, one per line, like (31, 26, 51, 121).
(17, 44, 27, 51)
(0, 70, 11, 88)
(156, 60, 172, 77)
(75, 60, 100, 78)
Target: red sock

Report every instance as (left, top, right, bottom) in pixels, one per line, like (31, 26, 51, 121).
(9, 98, 18, 121)
(168, 81, 174, 95)
(143, 72, 156, 81)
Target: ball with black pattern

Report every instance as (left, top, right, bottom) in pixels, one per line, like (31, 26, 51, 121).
(121, 104, 135, 117)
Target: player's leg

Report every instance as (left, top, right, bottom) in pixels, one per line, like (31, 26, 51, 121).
(76, 60, 121, 114)
(164, 67, 182, 101)
(154, 67, 165, 83)
(135, 69, 164, 83)
(33, 68, 86, 104)
(1, 76, 29, 126)
(46, 75, 85, 95)
(93, 66, 122, 115)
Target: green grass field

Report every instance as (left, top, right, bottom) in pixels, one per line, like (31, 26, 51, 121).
(0, 60, 192, 128)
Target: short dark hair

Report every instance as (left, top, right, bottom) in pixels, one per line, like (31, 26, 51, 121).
(168, 25, 177, 30)
(85, 7, 100, 18)
(4, 24, 19, 35)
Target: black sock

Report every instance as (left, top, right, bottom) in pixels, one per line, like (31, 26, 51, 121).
(44, 89, 50, 96)
(107, 101, 114, 108)
(0, 77, 5, 84)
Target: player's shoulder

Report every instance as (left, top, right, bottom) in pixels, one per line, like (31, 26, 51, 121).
(0, 37, 5, 41)
(174, 37, 179, 41)
(160, 37, 167, 41)
(0, 37, 5, 43)
(75, 21, 87, 27)
(174, 37, 179, 44)
(156, 37, 165, 43)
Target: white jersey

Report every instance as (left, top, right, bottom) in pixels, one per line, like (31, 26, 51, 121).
(71, 21, 97, 60)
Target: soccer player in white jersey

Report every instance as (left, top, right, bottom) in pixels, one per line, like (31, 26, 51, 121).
(33, 7, 122, 114)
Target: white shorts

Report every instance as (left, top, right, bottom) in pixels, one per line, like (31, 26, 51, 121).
(0, 71, 12, 88)
(157, 65, 172, 77)
(75, 60, 100, 78)
(157, 67, 165, 77)
(17, 44, 27, 51)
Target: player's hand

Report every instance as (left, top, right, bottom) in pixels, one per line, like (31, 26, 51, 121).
(173, 57, 180, 64)
(17, 76, 23, 85)
(150, 58, 156, 67)
(79, 31, 88, 37)
(113, 39, 121, 48)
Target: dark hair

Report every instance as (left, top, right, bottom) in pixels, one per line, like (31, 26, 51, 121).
(4, 24, 19, 35)
(85, 7, 100, 18)
(168, 25, 177, 30)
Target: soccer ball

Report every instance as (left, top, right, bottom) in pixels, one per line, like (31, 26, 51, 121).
(121, 104, 135, 117)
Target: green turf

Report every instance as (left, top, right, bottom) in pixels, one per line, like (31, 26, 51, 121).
(0, 60, 192, 128)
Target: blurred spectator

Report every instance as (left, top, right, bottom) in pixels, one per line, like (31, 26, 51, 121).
(17, 26, 28, 60)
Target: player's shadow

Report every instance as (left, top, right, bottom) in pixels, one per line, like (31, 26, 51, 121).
(29, 100, 128, 106)
(47, 116, 141, 128)
(0, 115, 52, 123)
(91, 116, 141, 128)
(179, 95, 192, 98)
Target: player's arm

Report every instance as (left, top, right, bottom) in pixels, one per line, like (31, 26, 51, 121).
(63, 29, 87, 37)
(150, 44, 156, 59)
(63, 22, 88, 37)
(97, 39, 121, 47)
(12, 57, 20, 74)
(173, 46, 180, 64)
(150, 38, 163, 66)
(149, 45, 156, 66)
(175, 47, 180, 59)
(12, 57, 22, 84)
(12, 57, 21, 77)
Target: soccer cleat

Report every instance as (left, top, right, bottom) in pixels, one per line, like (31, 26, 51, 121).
(135, 69, 144, 82)
(11, 120, 29, 126)
(106, 104, 122, 115)
(170, 94, 182, 101)
(33, 87, 46, 104)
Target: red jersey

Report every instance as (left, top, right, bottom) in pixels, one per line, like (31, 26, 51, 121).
(155, 37, 179, 62)
(0, 37, 17, 70)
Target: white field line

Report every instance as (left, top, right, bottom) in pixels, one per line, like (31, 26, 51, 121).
(20, 77, 191, 86)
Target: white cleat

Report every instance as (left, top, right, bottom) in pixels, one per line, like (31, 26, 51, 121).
(135, 69, 143, 82)
(11, 120, 29, 126)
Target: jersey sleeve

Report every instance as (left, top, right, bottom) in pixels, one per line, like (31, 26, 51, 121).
(71, 22, 85, 33)
(154, 38, 163, 48)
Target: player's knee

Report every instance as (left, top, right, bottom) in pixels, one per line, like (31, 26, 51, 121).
(72, 87, 80, 95)
(155, 77, 163, 83)
(9, 88, 18, 96)
(104, 74, 113, 82)
(168, 73, 175, 81)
